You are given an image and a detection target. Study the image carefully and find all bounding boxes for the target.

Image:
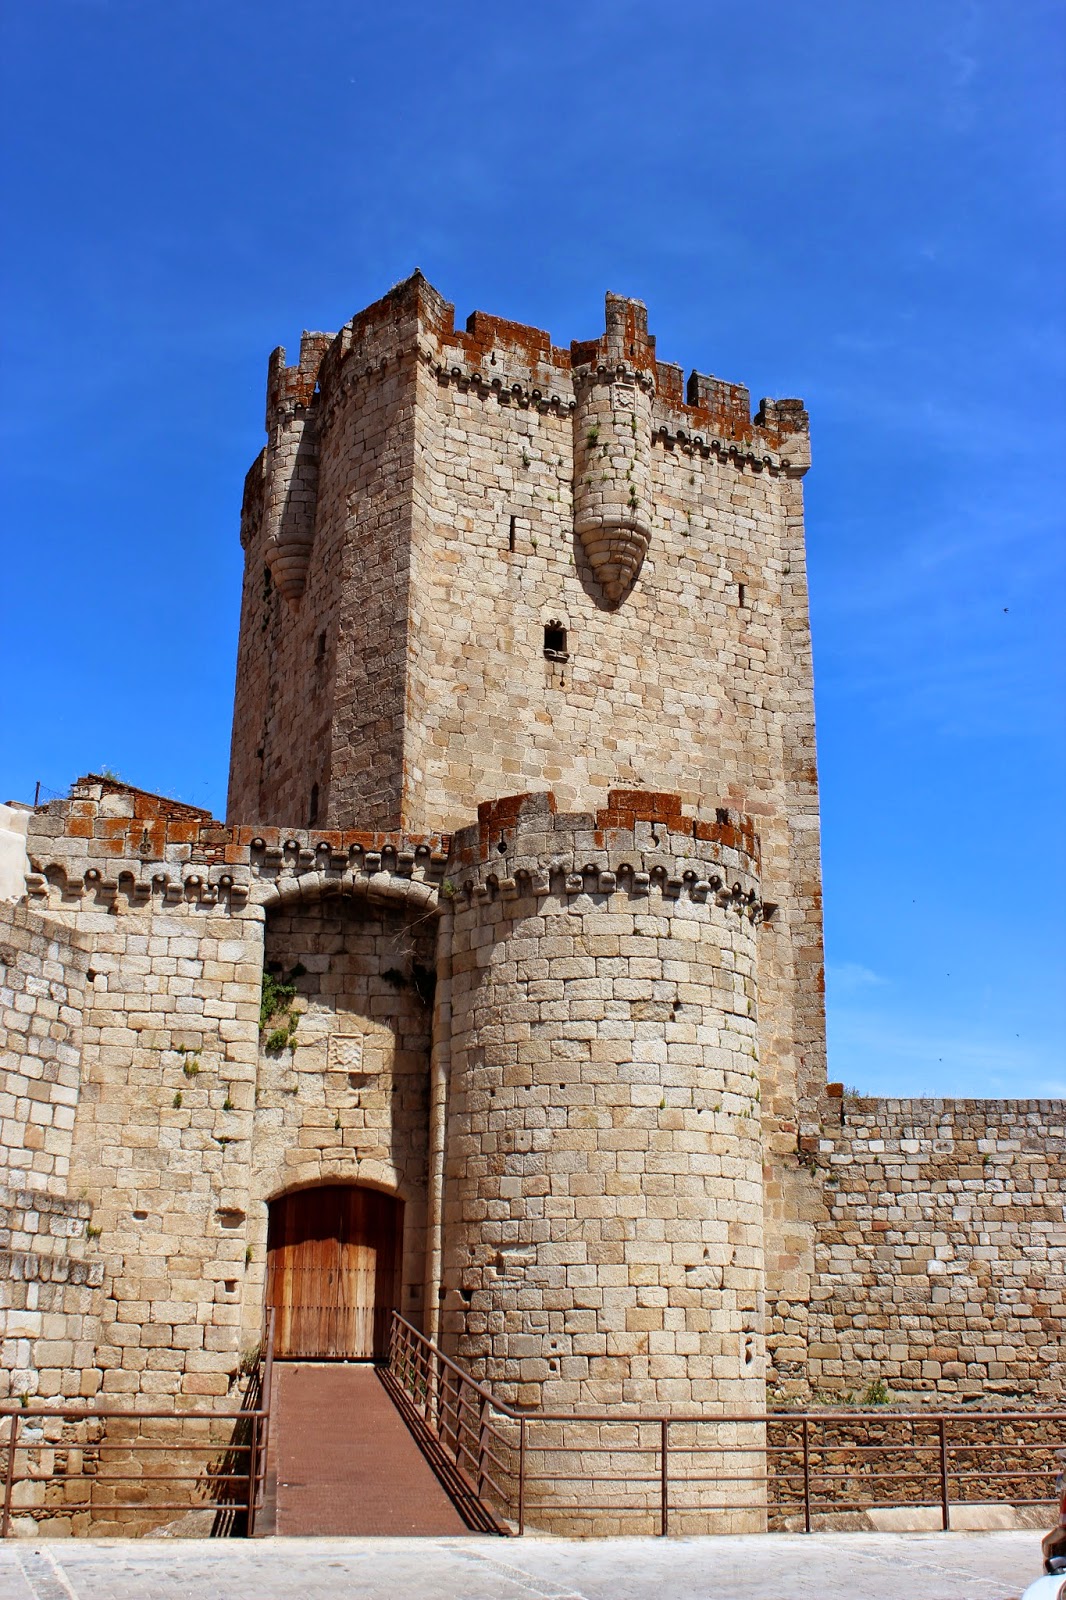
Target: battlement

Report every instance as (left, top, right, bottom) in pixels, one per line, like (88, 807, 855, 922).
(260, 276, 808, 455)
(265, 331, 333, 429)
(448, 789, 764, 915)
(23, 782, 451, 913)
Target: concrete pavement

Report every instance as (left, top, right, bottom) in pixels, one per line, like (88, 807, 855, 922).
(0, 1531, 1045, 1600)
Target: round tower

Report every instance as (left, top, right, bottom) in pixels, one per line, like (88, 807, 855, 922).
(439, 789, 767, 1420)
(571, 294, 655, 602)
(261, 332, 331, 603)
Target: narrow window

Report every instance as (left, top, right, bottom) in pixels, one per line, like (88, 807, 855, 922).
(508, 515, 516, 552)
(543, 622, 568, 661)
(308, 783, 319, 826)
(738, 582, 746, 607)
(315, 630, 326, 663)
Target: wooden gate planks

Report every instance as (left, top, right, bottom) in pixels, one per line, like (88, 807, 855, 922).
(265, 1186, 402, 1360)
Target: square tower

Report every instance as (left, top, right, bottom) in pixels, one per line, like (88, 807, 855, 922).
(228, 274, 825, 1388)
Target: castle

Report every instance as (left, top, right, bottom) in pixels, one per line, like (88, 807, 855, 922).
(0, 275, 1061, 1473)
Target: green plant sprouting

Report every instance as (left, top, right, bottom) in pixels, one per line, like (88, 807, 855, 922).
(261, 964, 305, 1053)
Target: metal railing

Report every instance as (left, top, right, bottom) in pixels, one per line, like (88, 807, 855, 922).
(0, 1309, 275, 1539)
(387, 1312, 1065, 1536)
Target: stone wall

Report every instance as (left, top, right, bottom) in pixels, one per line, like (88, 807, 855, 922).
(0, 902, 104, 1400)
(807, 1095, 1066, 1401)
(0, 903, 89, 1194)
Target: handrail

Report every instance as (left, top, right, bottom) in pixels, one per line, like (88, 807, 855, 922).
(388, 1312, 1065, 1427)
(386, 1312, 1066, 1539)
(0, 1308, 279, 1539)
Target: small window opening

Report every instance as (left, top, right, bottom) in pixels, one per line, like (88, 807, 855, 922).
(738, 582, 746, 607)
(315, 630, 326, 663)
(543, 621, 568, 661)
(308, 783, 319, 826)
(508, 515, 516, 552)
(716, 807, 730, 826)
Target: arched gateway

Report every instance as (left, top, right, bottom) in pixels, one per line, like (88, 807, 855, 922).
(265, 1184, 404, 1360)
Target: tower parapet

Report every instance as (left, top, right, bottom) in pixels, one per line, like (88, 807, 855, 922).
(571, 295, 656, 603)
(262, 331, 332, 601)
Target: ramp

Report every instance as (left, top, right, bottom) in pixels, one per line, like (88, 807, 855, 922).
(261, 1362, 486, 1537)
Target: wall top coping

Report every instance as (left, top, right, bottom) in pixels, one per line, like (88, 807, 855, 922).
(835, 1096, 1065, 1114)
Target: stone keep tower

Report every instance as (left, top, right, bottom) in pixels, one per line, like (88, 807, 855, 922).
(228, 271, 825, 1408)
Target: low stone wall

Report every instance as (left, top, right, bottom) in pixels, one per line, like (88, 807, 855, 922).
(1, 1403, 259, 1538)
(809, 1098, 1066, 1400)
(514, 1416, 767, 1535)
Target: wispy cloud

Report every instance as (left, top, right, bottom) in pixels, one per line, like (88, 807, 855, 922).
(941, 0, 983, 133)
(826, 962, 888, 995)
(827, 1004, 1065, 1099)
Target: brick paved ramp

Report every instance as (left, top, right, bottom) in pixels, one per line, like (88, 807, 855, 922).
(266, 1362, 477, 1537)
(0, 1532, 1041, 1600)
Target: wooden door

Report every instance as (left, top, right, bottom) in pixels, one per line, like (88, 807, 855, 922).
(265, 1185, 402, 1360)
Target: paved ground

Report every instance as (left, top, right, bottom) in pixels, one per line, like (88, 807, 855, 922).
(267, 1362, 474, 1536)
(0, 1531, 1044, 1600)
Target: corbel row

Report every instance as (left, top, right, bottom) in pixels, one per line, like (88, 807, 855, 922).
(449, 859, 766, 920)
(26, 865, 250, 909)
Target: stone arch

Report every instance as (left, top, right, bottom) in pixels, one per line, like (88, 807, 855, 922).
(262, 1167, 409, 1208)
(253, 869, 439, 919)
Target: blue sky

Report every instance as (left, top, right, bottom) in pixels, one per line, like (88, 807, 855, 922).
(2, 0, 1063, 1098)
